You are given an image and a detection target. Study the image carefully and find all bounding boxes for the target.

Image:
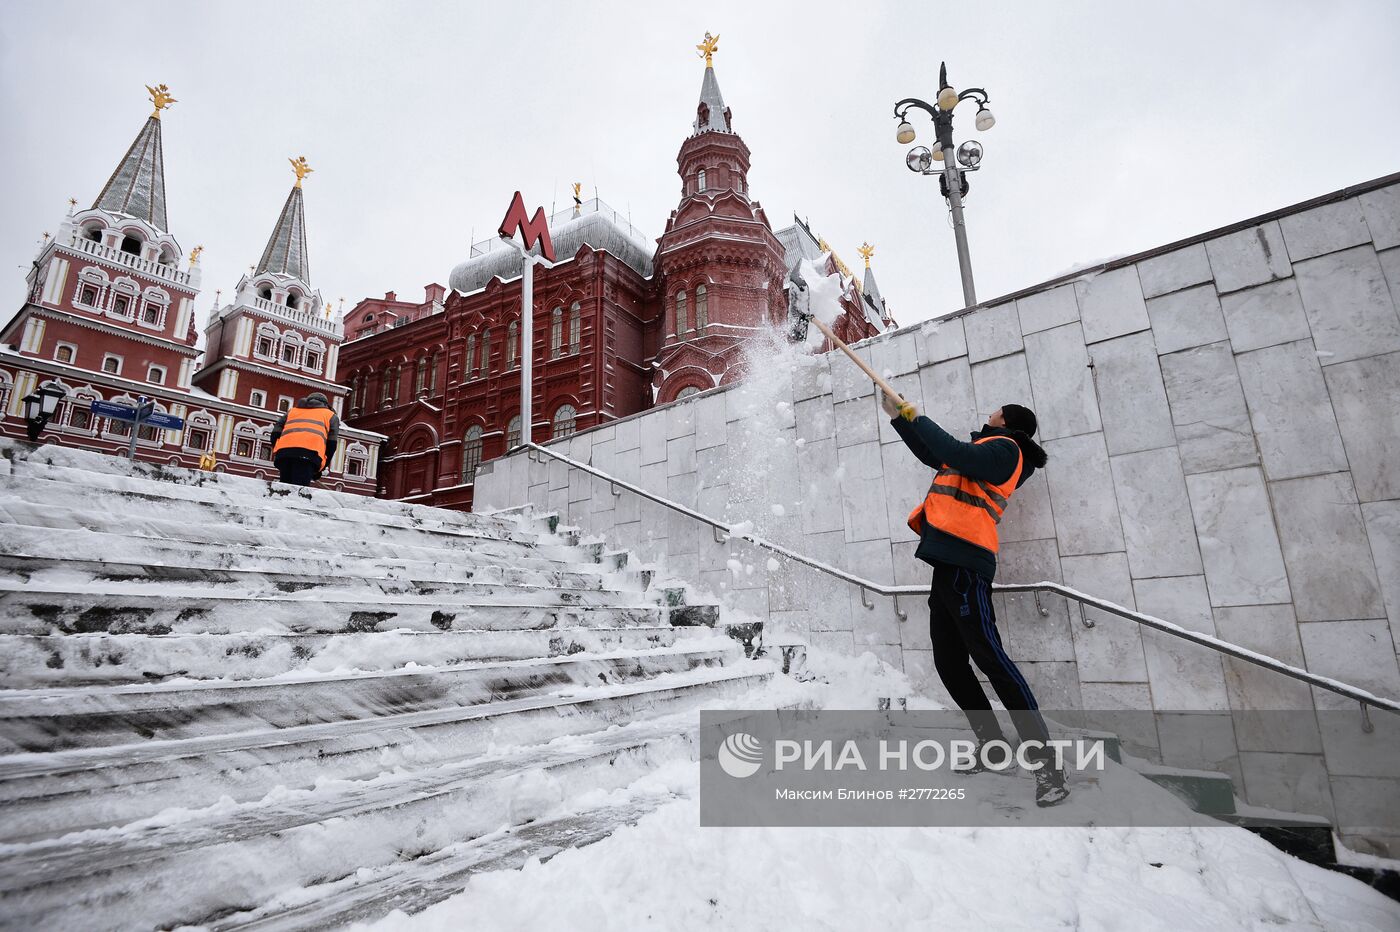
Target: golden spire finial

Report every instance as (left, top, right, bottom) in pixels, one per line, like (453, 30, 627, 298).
(189, 245, 204, 265)
(289, 156, 314, 188)
(858, 242, 875, 268)
(41, 231, 50, 243)
(696, 32, 720, 68)
(146, 84, 177, 119)
(572, 182, 583, 215)
(67, 197, 78, 211)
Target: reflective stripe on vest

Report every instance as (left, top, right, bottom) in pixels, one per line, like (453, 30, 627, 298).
(906, 435, 1023, 554)
(272, 406, 334, 466)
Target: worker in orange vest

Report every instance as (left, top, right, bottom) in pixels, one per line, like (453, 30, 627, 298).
(270, 392, 340, 487)
(882, 391, 1067, 807)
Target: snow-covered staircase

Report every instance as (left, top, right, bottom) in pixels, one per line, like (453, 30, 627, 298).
(0, 440, 773, 930)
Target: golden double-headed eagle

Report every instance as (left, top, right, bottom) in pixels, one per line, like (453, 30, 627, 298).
(290, 156, 314, 188)
(696, 32, 719, 67)
(147, 84, 176, 119)
(858, 242, 875, 268)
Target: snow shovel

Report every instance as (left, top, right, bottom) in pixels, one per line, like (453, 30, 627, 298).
(786, 263, 916, 421)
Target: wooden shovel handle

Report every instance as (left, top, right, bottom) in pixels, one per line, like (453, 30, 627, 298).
(809, 316, 907, 407)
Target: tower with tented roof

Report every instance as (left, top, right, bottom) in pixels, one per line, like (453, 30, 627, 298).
(194, 156, 348, 418)
(0, 84, 204, 401)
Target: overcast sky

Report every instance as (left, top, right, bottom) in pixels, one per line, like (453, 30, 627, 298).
(3, 1, 1398, 330)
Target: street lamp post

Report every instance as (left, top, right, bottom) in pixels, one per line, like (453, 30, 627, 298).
(21, 381, 67, 444)
(894, 62, 996, 309)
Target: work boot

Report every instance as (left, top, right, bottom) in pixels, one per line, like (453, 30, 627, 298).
(1034, 765, 1070, 807)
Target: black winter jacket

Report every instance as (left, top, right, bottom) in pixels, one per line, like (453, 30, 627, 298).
(890, 415, 1047, 580)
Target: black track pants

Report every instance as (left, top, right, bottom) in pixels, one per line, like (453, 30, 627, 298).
(927, 561, 1050, 749)
(274, 451, 320, 487)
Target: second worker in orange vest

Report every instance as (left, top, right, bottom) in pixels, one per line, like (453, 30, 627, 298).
(883, 391, 1069, 807)
(270, 392, 341, 487)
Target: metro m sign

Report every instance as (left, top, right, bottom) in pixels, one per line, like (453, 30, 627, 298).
(498, 191, 556, 263)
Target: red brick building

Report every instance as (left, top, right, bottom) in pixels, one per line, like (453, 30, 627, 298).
(339, 53, 895, 508)
(0, 91, 383, 492)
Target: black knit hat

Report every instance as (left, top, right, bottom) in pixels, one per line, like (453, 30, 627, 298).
(1002, 403, 1038, 437)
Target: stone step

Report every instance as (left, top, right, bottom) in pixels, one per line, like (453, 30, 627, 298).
(0, 477, 567, 556)
(0, 557, 654, 608)
(4, 457, 547, 542)
(0, 623, 760, 687)
(1123, 757, 1238, 816)
(0, 586, 692, 637)
(0, 716, 692, 931)
(0, 500, 603, 570)
(1, 438, 554, 535)
(0, 644, 742, 752)
(220, 794, 677, 932)
(0, 524, 624, 585)
(0, 664, 773, 841)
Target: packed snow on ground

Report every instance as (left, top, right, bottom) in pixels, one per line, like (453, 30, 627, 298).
(359, 648, 1400, 932)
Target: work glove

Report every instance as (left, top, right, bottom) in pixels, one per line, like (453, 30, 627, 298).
(880, 389, 918, 422)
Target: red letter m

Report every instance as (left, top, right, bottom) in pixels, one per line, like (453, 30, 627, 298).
(498, 191, 556, 263)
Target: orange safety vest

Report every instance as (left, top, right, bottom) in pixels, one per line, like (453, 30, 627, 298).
(906, 435, 1023, 554)
(272, 406, 334, 467)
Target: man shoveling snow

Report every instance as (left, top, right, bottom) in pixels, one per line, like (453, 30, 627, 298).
(882, 393, 1065, 807)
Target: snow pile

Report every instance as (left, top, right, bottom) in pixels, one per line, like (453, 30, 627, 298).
(360, 648, 1400, 932)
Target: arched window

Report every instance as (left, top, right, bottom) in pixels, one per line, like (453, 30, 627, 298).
(304, 338, 326, 373)
(67, 390, 98, 432)
(551, 307, 563, 358)
(254, 324, 279, 359)
(552, 404, 577, 439)
(119, 233, 143, 256)
(698, 169, 707, 192)
(462, 425, 484, 484)
(465, 334, 477, 378)
(695, 284, 708, 333)
(737, 176, 745, 196)
(380, 365, 396, 405)
(415, 356, 428, 394)
(506, 414, 523, 449)
(480, 330, 491, 377)
(675, 290, 688, 335)
(507, 320, 519, 367)
(139, 289, 169, 328)
(258, 286, 273, 301)
(75, 268, 108, 309)
(83, 224, 103, 243)
(428, 351, 439, 393)
(110, 281, 138, 319)
(569, 303, 581, 354)
(279, 333, 302, 367)
(286, 291, 300, 309)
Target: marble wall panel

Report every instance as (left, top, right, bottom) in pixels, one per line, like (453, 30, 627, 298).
(1205, 220, 1291, 293)
(1092, 331, 1177, 455)
(1185, 466, 1291, 607)
(1293, 244, 1400, 365)
(1075, 266, 1150, 344)
(1235, 340, 1349, 481)
(1023, 322, 1100, 441)
(1146, 284, 1229, 354)
(964, 301, 1023, 363)
(1271, 472, 1385, 622)
(1110, 447, 1203, 578)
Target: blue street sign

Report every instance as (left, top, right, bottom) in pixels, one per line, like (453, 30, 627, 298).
(144, 412, 185, 430)
(90, 400, 138, 421)
(89, 400, 184, 430)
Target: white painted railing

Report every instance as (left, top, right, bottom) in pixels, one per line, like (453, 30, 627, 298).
(66, 236, 191, 287)
(519, 441, 1400, 722)
(246, 295, 343, 336)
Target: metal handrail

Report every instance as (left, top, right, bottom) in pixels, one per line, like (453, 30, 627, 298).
(520, 442, 1400, 719)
